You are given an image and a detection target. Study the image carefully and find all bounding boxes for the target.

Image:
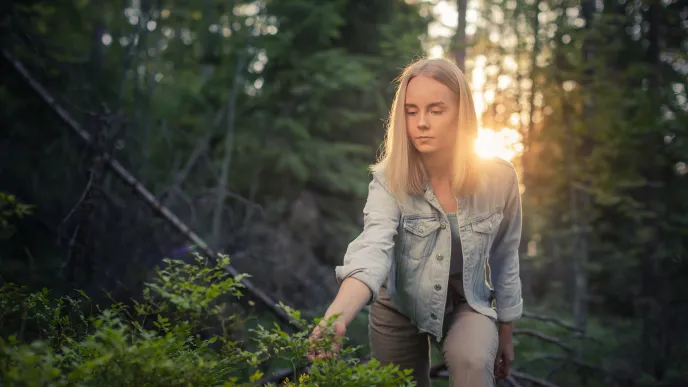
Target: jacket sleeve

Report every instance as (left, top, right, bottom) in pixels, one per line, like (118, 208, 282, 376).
(335, 173, 401, 304)
(489, 166, 524, 322)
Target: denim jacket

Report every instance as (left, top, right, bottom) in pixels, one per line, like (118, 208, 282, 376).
(335, 157, 523, 342)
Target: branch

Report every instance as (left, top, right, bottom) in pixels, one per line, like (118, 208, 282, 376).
(513, 328, 574, 352)
(158, 105, 225, 206)
(522, 311, 583, 332)
(521, 311, 603, 344)
(511, 370, 560, 387)
(1, 46, 301, 333)
(173, 186, 198, 224)
(429, 326, 574, 378)
(212, 50, 247, 248)
(520, 353, 631, 383)
(201, 188, 266, 217)
(505, 375, 523, 387)
(255, 366, 309, 385)
(59, 169, 94, 226)
(431, 365, 557, 387)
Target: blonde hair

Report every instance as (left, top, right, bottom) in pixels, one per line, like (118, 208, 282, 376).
(372, 57, 480, 201)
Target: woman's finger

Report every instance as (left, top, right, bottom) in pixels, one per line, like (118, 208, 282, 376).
(494, 355, 505, 379)
(500, 357, 510, 378)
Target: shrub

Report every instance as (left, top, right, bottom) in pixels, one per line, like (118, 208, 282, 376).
(0, 253, 414, 386)
(0, 192, 33, 240)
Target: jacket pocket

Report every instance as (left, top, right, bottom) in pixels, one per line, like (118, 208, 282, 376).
(469, 210, 504, 258)
(400, 215, 440, 260)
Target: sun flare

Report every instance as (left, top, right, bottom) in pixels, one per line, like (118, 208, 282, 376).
(427, 1, 524, 162)
(475, 127, 523, 161)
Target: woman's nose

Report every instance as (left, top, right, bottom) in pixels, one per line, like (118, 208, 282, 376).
(418, 113, 429, 129)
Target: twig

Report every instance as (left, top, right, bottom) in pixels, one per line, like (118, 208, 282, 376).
(511, 370, 560, 387)
(160, 119, 174, 152)
(201, 188, 266, 217)
(522, 311, 583, 332)
(173, 187, 198, 224)
(256, 366, 309, 386)
(211, 50, 247, 248)
(243, 167, 263, 227)
(1, 46, 301, 333)
(202, 153, 219, 179)
(513, 328, 573, 352)
(430, 362, 555, 386)
(545, 359, 567, 381)
(430, 366, 559, 387)
(159, 105, 225, 206)
(61, 224, 80, 275)
(505, 375, 523, 387)
(521, 311, 603, 344)
(59, 170, 94, 226)
(523, 353, 627, 382)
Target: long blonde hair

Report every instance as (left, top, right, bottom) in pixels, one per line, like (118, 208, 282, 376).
(372, 57, 480, 201)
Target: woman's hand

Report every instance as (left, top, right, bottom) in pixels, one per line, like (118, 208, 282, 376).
(494, 323, 515, 379)
(306, 278, 371, 361)
(306, 318, 347, 360)
(306, 277, 371, 361)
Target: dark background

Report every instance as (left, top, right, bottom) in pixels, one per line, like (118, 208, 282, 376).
(1, 0, 687, 385)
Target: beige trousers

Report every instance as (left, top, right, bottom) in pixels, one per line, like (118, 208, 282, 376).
(369, 285, 499, 387)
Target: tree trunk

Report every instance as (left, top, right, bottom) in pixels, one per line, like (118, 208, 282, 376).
(640, 0, 668, 379)
(571, 0, 596, 333)
(211, 53, 246, 249)
(454, 0, 467, 71)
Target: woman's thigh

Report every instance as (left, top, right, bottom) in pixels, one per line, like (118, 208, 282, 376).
(369, 287, 431, 387)
(441, 303, 499, 387)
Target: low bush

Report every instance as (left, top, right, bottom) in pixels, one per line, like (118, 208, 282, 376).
(0, 254, 414, 386)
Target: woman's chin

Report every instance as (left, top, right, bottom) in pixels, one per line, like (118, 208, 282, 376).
(413, 145, 439, 154)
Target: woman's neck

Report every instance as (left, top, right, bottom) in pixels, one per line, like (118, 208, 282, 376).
(422, 152, 453, 182)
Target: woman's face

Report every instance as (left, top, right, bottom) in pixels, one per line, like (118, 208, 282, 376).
(404, 75, 460, 156)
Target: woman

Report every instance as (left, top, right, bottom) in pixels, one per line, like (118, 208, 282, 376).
(308, 57, 523, 387)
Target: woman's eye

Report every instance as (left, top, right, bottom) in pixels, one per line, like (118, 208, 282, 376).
(406, 111, 418, 116)
(431, 110, 443, 115)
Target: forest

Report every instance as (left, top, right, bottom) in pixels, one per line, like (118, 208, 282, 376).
(1, 0, 687, 386)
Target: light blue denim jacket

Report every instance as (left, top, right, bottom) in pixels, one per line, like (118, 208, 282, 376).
(335, 157, 523, 342)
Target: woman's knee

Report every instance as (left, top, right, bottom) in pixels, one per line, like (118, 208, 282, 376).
(451, 349, 493, 373)
(443, 345, 496, 387)
(441, 305, 499, 383)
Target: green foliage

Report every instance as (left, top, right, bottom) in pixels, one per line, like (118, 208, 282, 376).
(0, 192, 33, 240)
(0, 254, 413, 386)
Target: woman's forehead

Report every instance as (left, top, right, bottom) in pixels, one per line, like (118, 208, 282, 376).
(405, 76, 456, 105)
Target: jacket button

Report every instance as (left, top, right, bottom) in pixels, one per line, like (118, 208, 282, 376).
(440, 222, 446, 229)
(436, 253, 443, 261)
(430, 313, 437, 320)
(434, 284, 442, 291)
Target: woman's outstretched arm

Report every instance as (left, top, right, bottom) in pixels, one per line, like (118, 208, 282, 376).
(322, 276, 373, 326)
(333, 172, 401, 316)
(308, 172, 400, 359)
